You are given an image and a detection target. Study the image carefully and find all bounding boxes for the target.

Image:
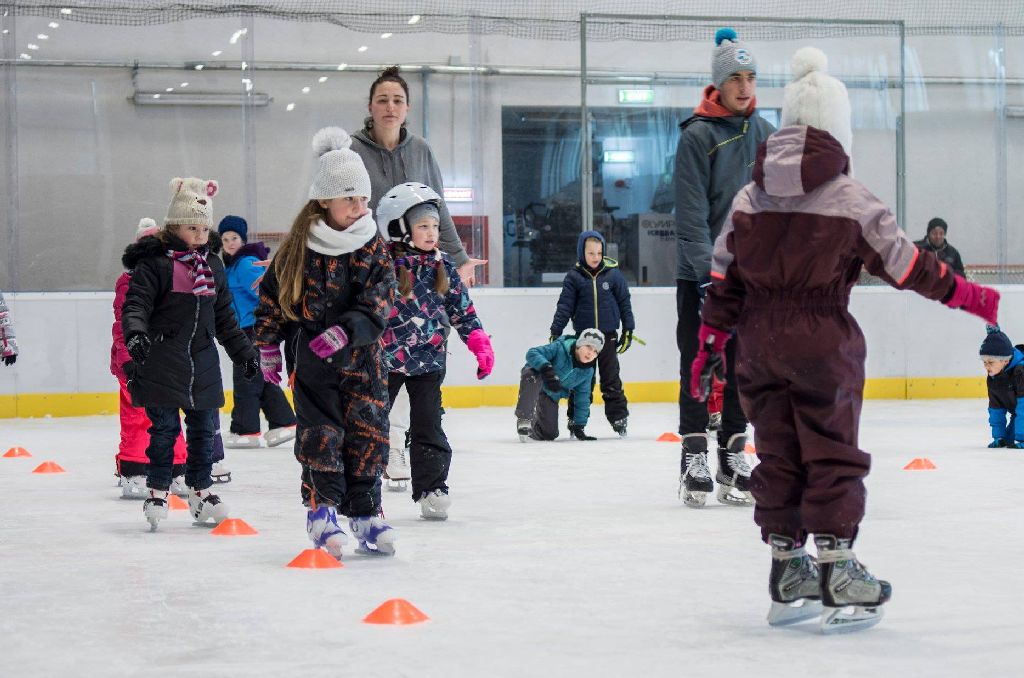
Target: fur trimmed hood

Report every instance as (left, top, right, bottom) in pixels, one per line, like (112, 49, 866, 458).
(122, 230, 222, 270)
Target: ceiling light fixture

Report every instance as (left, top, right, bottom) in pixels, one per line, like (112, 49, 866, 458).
(337, 63, 348, 70)
(318, 76, 328, 83)
(286, 103, 295, 111)
(133, 91, 272, 107)
(60, 8, 72, 15)
(381, 33, 392, 39)
(301, 86, 310, 94)
(153, 94, 161, 99)
(211, 50, 222, 57)
(37, 34, 49, 40)
(27, 43, 39, 50)
(180, 82, 189, 87)
(229, 27, 248, 44)
(408, 15, 421, 24)
(194, 64, 204, 70)
(165, 87, 174, 92)
(49, 21, 59, 28)
(19, 53, 30, 59)
(357, 45, 368, 52)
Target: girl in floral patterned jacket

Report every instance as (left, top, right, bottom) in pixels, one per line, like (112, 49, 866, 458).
(377, 182, 495, 521)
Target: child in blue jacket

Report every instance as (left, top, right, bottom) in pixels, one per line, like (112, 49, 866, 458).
(981, 325, 1024, 449)
(219, 215, 296, 449)
(550, 230, 635, 436)
(515, 329, 604, 441)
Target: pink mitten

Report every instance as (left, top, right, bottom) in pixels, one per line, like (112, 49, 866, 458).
(466, 329, 494, 379)
(944, 276, 999, 325)
(309, 325, 349, 359)
(688, 324, 730, 402)
(259, 344, 283, 385)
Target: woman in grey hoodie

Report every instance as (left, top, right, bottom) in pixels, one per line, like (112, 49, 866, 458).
(351, 66, 486, 286)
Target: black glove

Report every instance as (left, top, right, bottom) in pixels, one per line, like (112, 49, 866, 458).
(568, 424, 596, 441)
(549, 334, 559, 343)
(539, 364, 562, 392)
(241, 356, 260, 380)
(2, 355, 15, 367)
(125, 333, 151, 365)
(616, 330, 633, 354)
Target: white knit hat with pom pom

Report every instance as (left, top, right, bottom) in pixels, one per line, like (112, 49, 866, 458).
(135, 217, 159, 241)
(308, 127, 372, 200)
(781, 47, 853, 156)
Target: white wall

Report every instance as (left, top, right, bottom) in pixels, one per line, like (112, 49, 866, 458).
(3, 286, 1021, 400)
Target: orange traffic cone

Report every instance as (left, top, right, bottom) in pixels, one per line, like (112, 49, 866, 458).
(657, 432, 682, 443)
(286, 549, 342, 569)
(32, 461, 65, 474)
(903, 458, 937, 470)
(4, 446, 31, 458)
(362, 598, 430, 625)
(168, 495, 189, 510)
(211, 518, 258, 536)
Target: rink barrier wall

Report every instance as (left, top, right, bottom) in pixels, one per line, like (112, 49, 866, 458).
(0, 287, 1015, 418)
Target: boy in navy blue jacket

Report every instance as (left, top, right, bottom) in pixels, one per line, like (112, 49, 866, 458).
(549, 230, 635, 436)
(981, 325, 1024, 449)
(515, 329, 605, 442)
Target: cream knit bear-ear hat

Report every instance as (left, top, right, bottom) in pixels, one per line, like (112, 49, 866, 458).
(165, 177, 219, 227)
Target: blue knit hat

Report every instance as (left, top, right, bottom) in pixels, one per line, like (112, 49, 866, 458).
(217, 215, 248, 243)
(980, 324, 1013, 359)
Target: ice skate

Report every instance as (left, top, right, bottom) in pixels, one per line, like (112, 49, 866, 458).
(417, 489, 451, 521)
(716, 433, 754, 507)
(679, 434, 713, 508)
(224, 433, 261, 449)
(384, 444, 411, 492)
(187, 487, 229, 526)
(211, 461, 231, 484)
(143, 489, 169, 531)
(307, 505, 347, 559)
(611, 418, 628, 438)
(517, 417, 532, 443)
(169, 475, 188, 497)
(120, 475, 148, 500)
(349, 516, 396, 556)
(814, 534, 892, 634)
(767, 534, 822, 626)
(264, 425, 296, 447)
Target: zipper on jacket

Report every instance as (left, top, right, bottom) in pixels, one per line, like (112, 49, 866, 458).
(588, 269, 600, 330)
(707, 118, 750, 156)
(186, 296, 199, 409)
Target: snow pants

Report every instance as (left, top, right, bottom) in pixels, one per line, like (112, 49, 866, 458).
(116, 377, 186, 477)
(229, 328, 296, 435)
(515, 366, 562, 441)
(292, 335, 389, 518)
(736, 302, 871, 544)
(387, 370, 451, 500)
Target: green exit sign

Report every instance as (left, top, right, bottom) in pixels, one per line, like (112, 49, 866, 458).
(618, 89, 654, 105)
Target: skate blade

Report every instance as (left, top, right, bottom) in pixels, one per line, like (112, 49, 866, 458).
(420, 512, 448, 521)
(355, 542, 396, 557)
(682, 491, 708, 508)
(716, 486, 754, 507)
(211, 475, 231, 484)
(821, 605, 884, 634)
(147, 520, 160, 532)
(224, 440, 261, 449)
(518, 433, 530, 443)
(265, 432, 296, 448)
(386, 479, 409, 492)
(767, 599, 823, 626)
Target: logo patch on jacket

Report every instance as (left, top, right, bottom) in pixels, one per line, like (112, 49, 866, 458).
(602, 282, 610, 290)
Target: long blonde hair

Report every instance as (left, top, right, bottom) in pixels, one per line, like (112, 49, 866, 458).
(392, 241, 448, 299)
(273, 200, 325, 321)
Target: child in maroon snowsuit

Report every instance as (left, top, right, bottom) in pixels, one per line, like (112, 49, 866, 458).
(691, 47, 1000, 632)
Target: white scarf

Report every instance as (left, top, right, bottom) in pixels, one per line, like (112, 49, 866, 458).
(307, 213, 377, 256)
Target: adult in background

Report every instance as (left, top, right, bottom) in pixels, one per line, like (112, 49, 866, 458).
(351, 65, 486, 492)
(914, 217, 965, 276)
(674, 28, 775, 509)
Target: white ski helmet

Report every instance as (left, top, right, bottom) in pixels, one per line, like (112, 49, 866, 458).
(375, 182, 442, 242)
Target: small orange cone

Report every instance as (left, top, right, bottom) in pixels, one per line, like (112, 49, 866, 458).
(168, 495, 189, 510)
(744, 442, 756, 455)
(657, 432, 682, 443)
(286, 549, 342, 569)
(362, 598, 430, 625)
(903, 458, 937, 470)
(4, 446, 31, 458)
(32, 461, 65, 474)
(211, 518, 258, 536)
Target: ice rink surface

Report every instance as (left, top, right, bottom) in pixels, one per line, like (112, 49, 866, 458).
(2, 400, 1022, 677)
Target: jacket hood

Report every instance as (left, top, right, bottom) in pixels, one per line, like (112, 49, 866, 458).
(1008, 347, 1024, 372)
(577, 230, 605, 267)
(693, 84, 758, 119)
(353, 123, 411, 152)
(752, 125, 849, 197)
(122, 230, 221, 270)
(225, 241, 270, 266)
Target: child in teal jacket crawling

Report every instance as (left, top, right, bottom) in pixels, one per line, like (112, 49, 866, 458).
(514, 329, 604, 441)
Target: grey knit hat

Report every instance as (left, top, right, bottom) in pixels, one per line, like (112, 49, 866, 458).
(308, 127, 372, 201)
(576, 328, 606, 353)
(712, 28, 757, 89)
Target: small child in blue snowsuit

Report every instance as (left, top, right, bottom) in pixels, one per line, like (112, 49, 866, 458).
(981, 325, 1024, 449)
(514, 329, 604, 441)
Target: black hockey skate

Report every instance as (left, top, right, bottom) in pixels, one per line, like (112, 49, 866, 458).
(716, 433, 754, 506)
(679, 434, 713, 508)
(611, 418, 628, 438)
(767, 534, 822, 626)
(815, 534, 892, 634)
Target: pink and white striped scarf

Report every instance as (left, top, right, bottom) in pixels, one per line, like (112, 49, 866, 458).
(167, 247, 214, 295)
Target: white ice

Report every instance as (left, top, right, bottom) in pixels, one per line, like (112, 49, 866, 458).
(1, 400, 1022, 677)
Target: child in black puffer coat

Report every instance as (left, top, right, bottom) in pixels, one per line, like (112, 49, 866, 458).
(121, 177, 258, 531)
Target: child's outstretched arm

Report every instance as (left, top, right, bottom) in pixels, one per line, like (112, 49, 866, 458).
(444, 263, 493, 378)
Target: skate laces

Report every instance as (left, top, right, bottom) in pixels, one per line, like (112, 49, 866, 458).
(727, 450, 751, 476)
(684, 452, 711, 480)
(816, 547, 876, 582)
